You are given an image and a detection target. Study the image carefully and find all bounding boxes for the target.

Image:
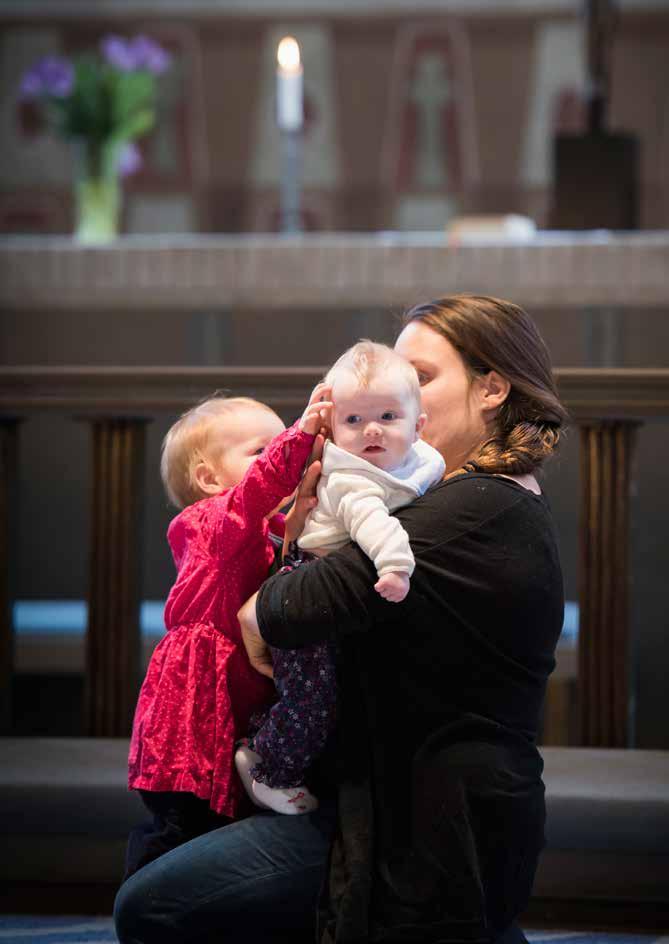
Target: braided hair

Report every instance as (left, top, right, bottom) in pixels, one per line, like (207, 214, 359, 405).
(403, 294, 568, 476)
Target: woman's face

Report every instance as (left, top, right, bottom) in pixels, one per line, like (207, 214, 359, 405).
(394, 320, 489, 472)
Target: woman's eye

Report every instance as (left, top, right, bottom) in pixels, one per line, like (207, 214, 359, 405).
(417, 372, 431, 386)
(381, 412, 397, 421)
(346, 415, 361, 424)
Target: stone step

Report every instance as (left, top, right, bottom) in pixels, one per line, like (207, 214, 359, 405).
(1, 739, 668, 900)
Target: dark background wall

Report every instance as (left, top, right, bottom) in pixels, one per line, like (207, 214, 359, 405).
(4, 301, 669, 746)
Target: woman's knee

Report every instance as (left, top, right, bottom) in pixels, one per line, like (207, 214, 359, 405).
(113, 874, 158, 944)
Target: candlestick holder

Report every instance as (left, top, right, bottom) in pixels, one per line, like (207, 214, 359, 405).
(279, 128, 303, 234)
(276, 36, 303, 234)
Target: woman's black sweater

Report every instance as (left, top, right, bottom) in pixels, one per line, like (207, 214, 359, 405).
(257, 473, 564, 944)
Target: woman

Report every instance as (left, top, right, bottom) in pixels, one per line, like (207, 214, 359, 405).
(115, 294, 567, 944)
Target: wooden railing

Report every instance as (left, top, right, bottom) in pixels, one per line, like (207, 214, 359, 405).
(2, 365, 669, 744)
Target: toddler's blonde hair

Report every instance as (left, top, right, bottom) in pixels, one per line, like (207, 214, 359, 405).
(325, 340, 421, 411)
(161, 396, 278, 509)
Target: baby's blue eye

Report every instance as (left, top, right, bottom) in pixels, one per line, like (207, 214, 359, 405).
(346, 415, 361, 424)
(381, 411, 397, 421)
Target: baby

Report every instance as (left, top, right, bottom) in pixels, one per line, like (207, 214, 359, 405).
(233, 342, 444, 820)
(297, 340, 445, 602)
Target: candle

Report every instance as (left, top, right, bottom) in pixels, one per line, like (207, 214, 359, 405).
(276, 36, 303, 132)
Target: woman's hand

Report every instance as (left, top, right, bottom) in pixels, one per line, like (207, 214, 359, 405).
(238, 593, 274, 679)
(284, 433, 325, 553)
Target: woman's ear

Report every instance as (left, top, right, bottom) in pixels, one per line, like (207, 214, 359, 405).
(477, 370, 511, 415)
(415, 412, 428, 439)
(192, 460, 224, 496)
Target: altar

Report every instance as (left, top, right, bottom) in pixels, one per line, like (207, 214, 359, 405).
(2, 231, 668, 311)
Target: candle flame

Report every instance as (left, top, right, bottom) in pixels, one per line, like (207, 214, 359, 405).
(277, 36, 301, 72)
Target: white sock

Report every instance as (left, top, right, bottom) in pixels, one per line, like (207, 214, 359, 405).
(234, 743, 269, 809)
(234, 744, 319, 815)
(251, 779, 319, 815)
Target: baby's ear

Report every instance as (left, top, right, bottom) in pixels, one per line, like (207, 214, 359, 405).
(193, 460, 223, 496)
(415, 413, 427, 438)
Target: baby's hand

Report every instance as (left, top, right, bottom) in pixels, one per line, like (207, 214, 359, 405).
(299, 382, 333, 436)
(374, 572, 410, 603)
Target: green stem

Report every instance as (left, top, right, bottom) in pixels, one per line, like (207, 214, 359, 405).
(74, 138, 122, 243)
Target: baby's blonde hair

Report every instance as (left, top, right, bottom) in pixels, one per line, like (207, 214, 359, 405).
(325, 340, 421, 410)
(161, 396, 278, 509)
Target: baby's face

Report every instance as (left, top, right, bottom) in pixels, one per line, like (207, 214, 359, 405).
(209, 405, 285, 489)
(331, 374, 422, 472)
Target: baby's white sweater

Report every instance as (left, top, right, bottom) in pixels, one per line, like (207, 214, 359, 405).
(297, 439, 445, 577)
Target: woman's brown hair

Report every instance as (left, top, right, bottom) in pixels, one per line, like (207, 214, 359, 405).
(403, 294, 568, 475)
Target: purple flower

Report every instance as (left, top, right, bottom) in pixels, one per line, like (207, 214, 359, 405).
(130, 35, 171, 75)
(20, 56, 74, 99)
(101, 33, 170, 74)
(41, 57, 75, 96)
(19, 69, 43, 98)
(101, 35, 138, 72)
(118, 141, 142, 177)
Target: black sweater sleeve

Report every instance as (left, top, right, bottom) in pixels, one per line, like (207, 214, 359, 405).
(258, 474, 564, 746)
(256, 536, 385, 649)
(257, 474, 564, 666)
(256, 474, 513, 650)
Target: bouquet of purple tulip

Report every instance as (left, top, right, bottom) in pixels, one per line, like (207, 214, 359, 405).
(20, 34, 171, 242)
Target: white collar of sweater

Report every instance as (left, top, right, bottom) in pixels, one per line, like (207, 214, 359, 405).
(321, 438, 445, 497)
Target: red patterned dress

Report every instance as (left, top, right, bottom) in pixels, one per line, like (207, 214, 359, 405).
(128, 422, 314, 819)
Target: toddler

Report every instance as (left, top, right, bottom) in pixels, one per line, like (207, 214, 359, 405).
(298, 340, 445, 601)
(126, 387, 336, 877)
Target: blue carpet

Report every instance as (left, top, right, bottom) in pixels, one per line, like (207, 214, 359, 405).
(0, 921, 665, 944)
(0, 917, 116, 942)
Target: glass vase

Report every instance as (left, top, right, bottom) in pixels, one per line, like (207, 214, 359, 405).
(73, 139, 121, 244)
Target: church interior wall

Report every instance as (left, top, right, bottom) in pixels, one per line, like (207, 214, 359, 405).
(2, 8, 669, 232)
(2, 3, 668, 745)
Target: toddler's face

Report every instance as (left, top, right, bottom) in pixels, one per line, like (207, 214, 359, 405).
(331, 374, 423, 472)
(209, 405, 285, 489)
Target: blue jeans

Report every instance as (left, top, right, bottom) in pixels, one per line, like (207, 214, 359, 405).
(114, 802, 530, 944)
(114, 803, 336, 944)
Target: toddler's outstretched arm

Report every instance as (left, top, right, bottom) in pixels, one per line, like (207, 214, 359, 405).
(210, 385, 332, 555)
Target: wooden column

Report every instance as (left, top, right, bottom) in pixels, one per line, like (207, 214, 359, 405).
(578, 420, 638, 747)
(85, 418, 148, 737)
(0, 419, 19, 734)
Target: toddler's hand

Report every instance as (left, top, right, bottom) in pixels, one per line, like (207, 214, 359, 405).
(299, 382, 333, 436)
(284, 433, 324, 551)
(374, 571, 410, 603)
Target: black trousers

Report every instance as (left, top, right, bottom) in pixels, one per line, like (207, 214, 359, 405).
(124, 790, 232, 880)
